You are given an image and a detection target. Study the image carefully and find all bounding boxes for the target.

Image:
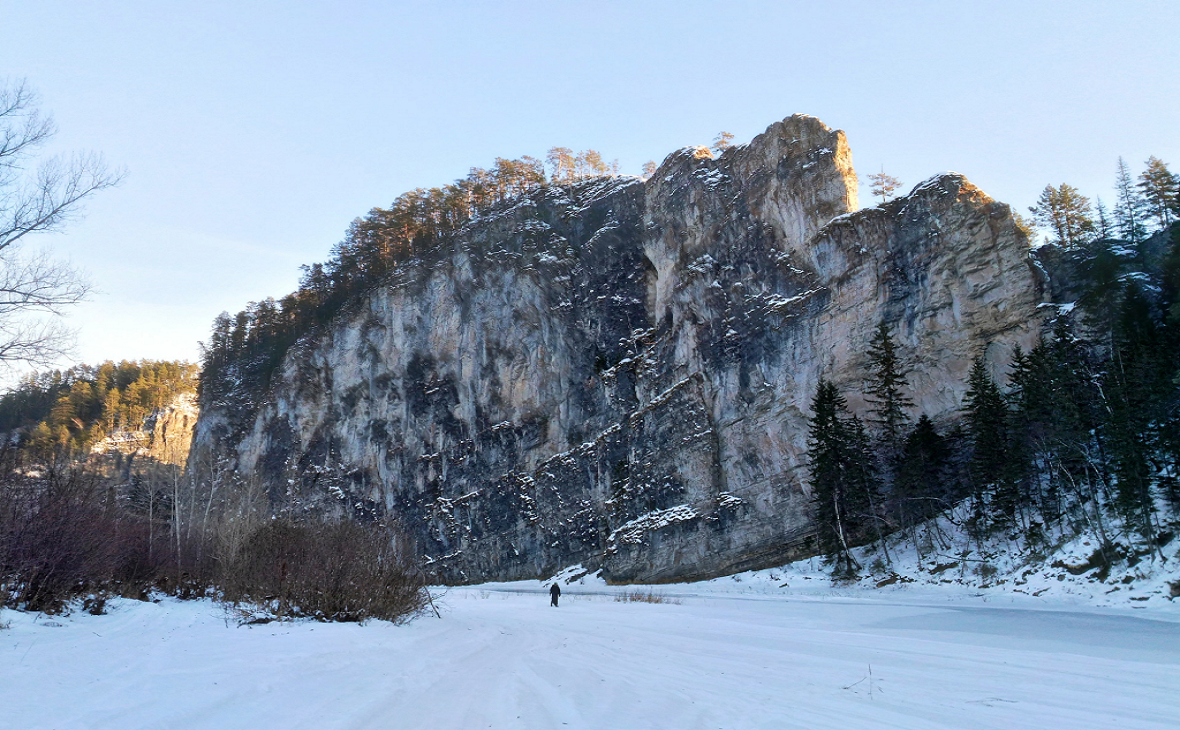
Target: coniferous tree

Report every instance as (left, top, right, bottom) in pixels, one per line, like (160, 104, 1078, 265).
(865, 321, 913, 449)
(894, 414, 950, 530)
(1114, 157, 1149, 243)
(1137, 156, 1178, 230)
(1029, 184, 1094, 249)
(868, 170, 903, 203)
(546, 147, 575, 184)
(1094, 197, 1114, 240)
(1012, 211, 1038, 244)
(963, 354, 1016, 523)
(1078, 240, 1130, 343)
(575, 150, 612, 178)
(1004, 345, 1037, 519)
(1103, 285, 1168, 546)
(807, 378, 875, 575)
(711, 132, 734, 155)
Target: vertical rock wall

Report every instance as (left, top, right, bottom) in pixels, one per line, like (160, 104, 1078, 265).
(191, 115, 1046, 583)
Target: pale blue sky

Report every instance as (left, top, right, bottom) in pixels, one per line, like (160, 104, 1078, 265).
(3, 0, 1178, 368)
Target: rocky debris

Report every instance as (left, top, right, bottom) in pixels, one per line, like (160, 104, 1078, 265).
(191, 115, 1047, 583)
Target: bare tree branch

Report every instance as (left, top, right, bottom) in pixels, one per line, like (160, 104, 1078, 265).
(0, 78, 119, 367)
(0, 317, 77, 367)
(0, 79, 56, 181)
(0, 249, 90, 315)
(0, 151, 125, 251)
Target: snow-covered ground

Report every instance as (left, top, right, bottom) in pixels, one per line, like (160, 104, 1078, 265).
(4, 506, 1177, 729)
(3, 571, 1177, 729)
(683, 507, 1180, 613)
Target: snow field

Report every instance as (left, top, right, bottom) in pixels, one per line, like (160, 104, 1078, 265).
(2, 582, 1177, 730)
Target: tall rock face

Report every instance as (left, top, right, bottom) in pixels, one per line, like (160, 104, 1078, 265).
(191, 115, 1046, 583)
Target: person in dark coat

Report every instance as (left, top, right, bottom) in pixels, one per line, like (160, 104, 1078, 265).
(549, 582, 561, 607)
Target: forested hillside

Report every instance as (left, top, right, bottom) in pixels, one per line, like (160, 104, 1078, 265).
(0, 360, 197, 458)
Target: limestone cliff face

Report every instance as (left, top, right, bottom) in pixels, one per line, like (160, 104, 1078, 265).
(190, 115, 1046, 583)
(91, 393, 199, 466)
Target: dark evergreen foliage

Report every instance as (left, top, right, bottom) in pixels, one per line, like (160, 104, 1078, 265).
(893, 415, 950, 526)
(864, 321, 913, 449)
(805, 216, 1180, 569)
(963, 354, 1018, 521)
(806, 378, 879, 575)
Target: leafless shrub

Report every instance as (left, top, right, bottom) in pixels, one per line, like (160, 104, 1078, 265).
(218, 519, 428, 623)
(0, 452, 429, 624)
(615, 589, 680, 605)
(0, 468, 171, 612)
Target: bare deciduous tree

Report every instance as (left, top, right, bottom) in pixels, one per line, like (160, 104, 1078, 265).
(0, 79, 123, 366)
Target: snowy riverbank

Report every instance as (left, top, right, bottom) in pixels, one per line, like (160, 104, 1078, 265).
(3, 571, 1177, 729)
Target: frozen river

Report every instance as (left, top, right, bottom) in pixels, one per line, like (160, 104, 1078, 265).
(3, 582, 1177, 729)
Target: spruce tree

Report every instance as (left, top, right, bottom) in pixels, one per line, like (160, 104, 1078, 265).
(1094, 198, 1114, 240)
(963, 354, 1016, 523)
(807, 378, 873, 575)
(1104, 286, 1168, 545)
(865, 322, 914, 449)
(1114, 157, 1148, 243)
(894, 414, 949, 530)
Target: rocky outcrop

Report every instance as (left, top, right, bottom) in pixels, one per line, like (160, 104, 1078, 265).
(91, 393, 199, 466)
(190, 115, 1047, 583)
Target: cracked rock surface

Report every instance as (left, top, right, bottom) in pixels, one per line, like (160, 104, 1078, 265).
(191, 115, 1046, 583)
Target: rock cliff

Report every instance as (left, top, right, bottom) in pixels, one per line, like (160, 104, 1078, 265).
(91, 393, 199, 467)
(190, 115, 1047, 583)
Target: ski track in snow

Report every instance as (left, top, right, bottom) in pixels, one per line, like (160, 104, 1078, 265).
(2, 585, 1177, 730)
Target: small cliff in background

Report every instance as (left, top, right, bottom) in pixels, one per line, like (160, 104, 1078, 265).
(191, 115, 1048, 583)
(90, 392, 199, 467)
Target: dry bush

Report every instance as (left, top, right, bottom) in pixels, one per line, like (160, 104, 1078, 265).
(615, 589, 680, 605)
(0, 454, 429, 625)
(218, 519, 428, 623)
(0, 470, 172, 612)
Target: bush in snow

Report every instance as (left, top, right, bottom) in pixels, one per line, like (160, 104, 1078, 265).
(218, 519, 428, 623)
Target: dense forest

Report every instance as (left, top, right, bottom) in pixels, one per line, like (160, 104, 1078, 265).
(809, 155, 1180, 575)
(0, 360, 197, 458)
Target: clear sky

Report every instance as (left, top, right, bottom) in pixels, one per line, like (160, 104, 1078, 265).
(3, 0, 1178, 371)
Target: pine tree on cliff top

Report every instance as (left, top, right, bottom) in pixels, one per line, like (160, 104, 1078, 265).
(1114, 157, 1148, 243)
(1029, 183, 1094, 250)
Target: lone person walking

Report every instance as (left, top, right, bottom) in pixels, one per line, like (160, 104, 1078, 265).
(549, 582, 561, 607)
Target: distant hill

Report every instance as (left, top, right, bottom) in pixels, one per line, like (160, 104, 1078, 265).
(0, 360, 198, 464)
